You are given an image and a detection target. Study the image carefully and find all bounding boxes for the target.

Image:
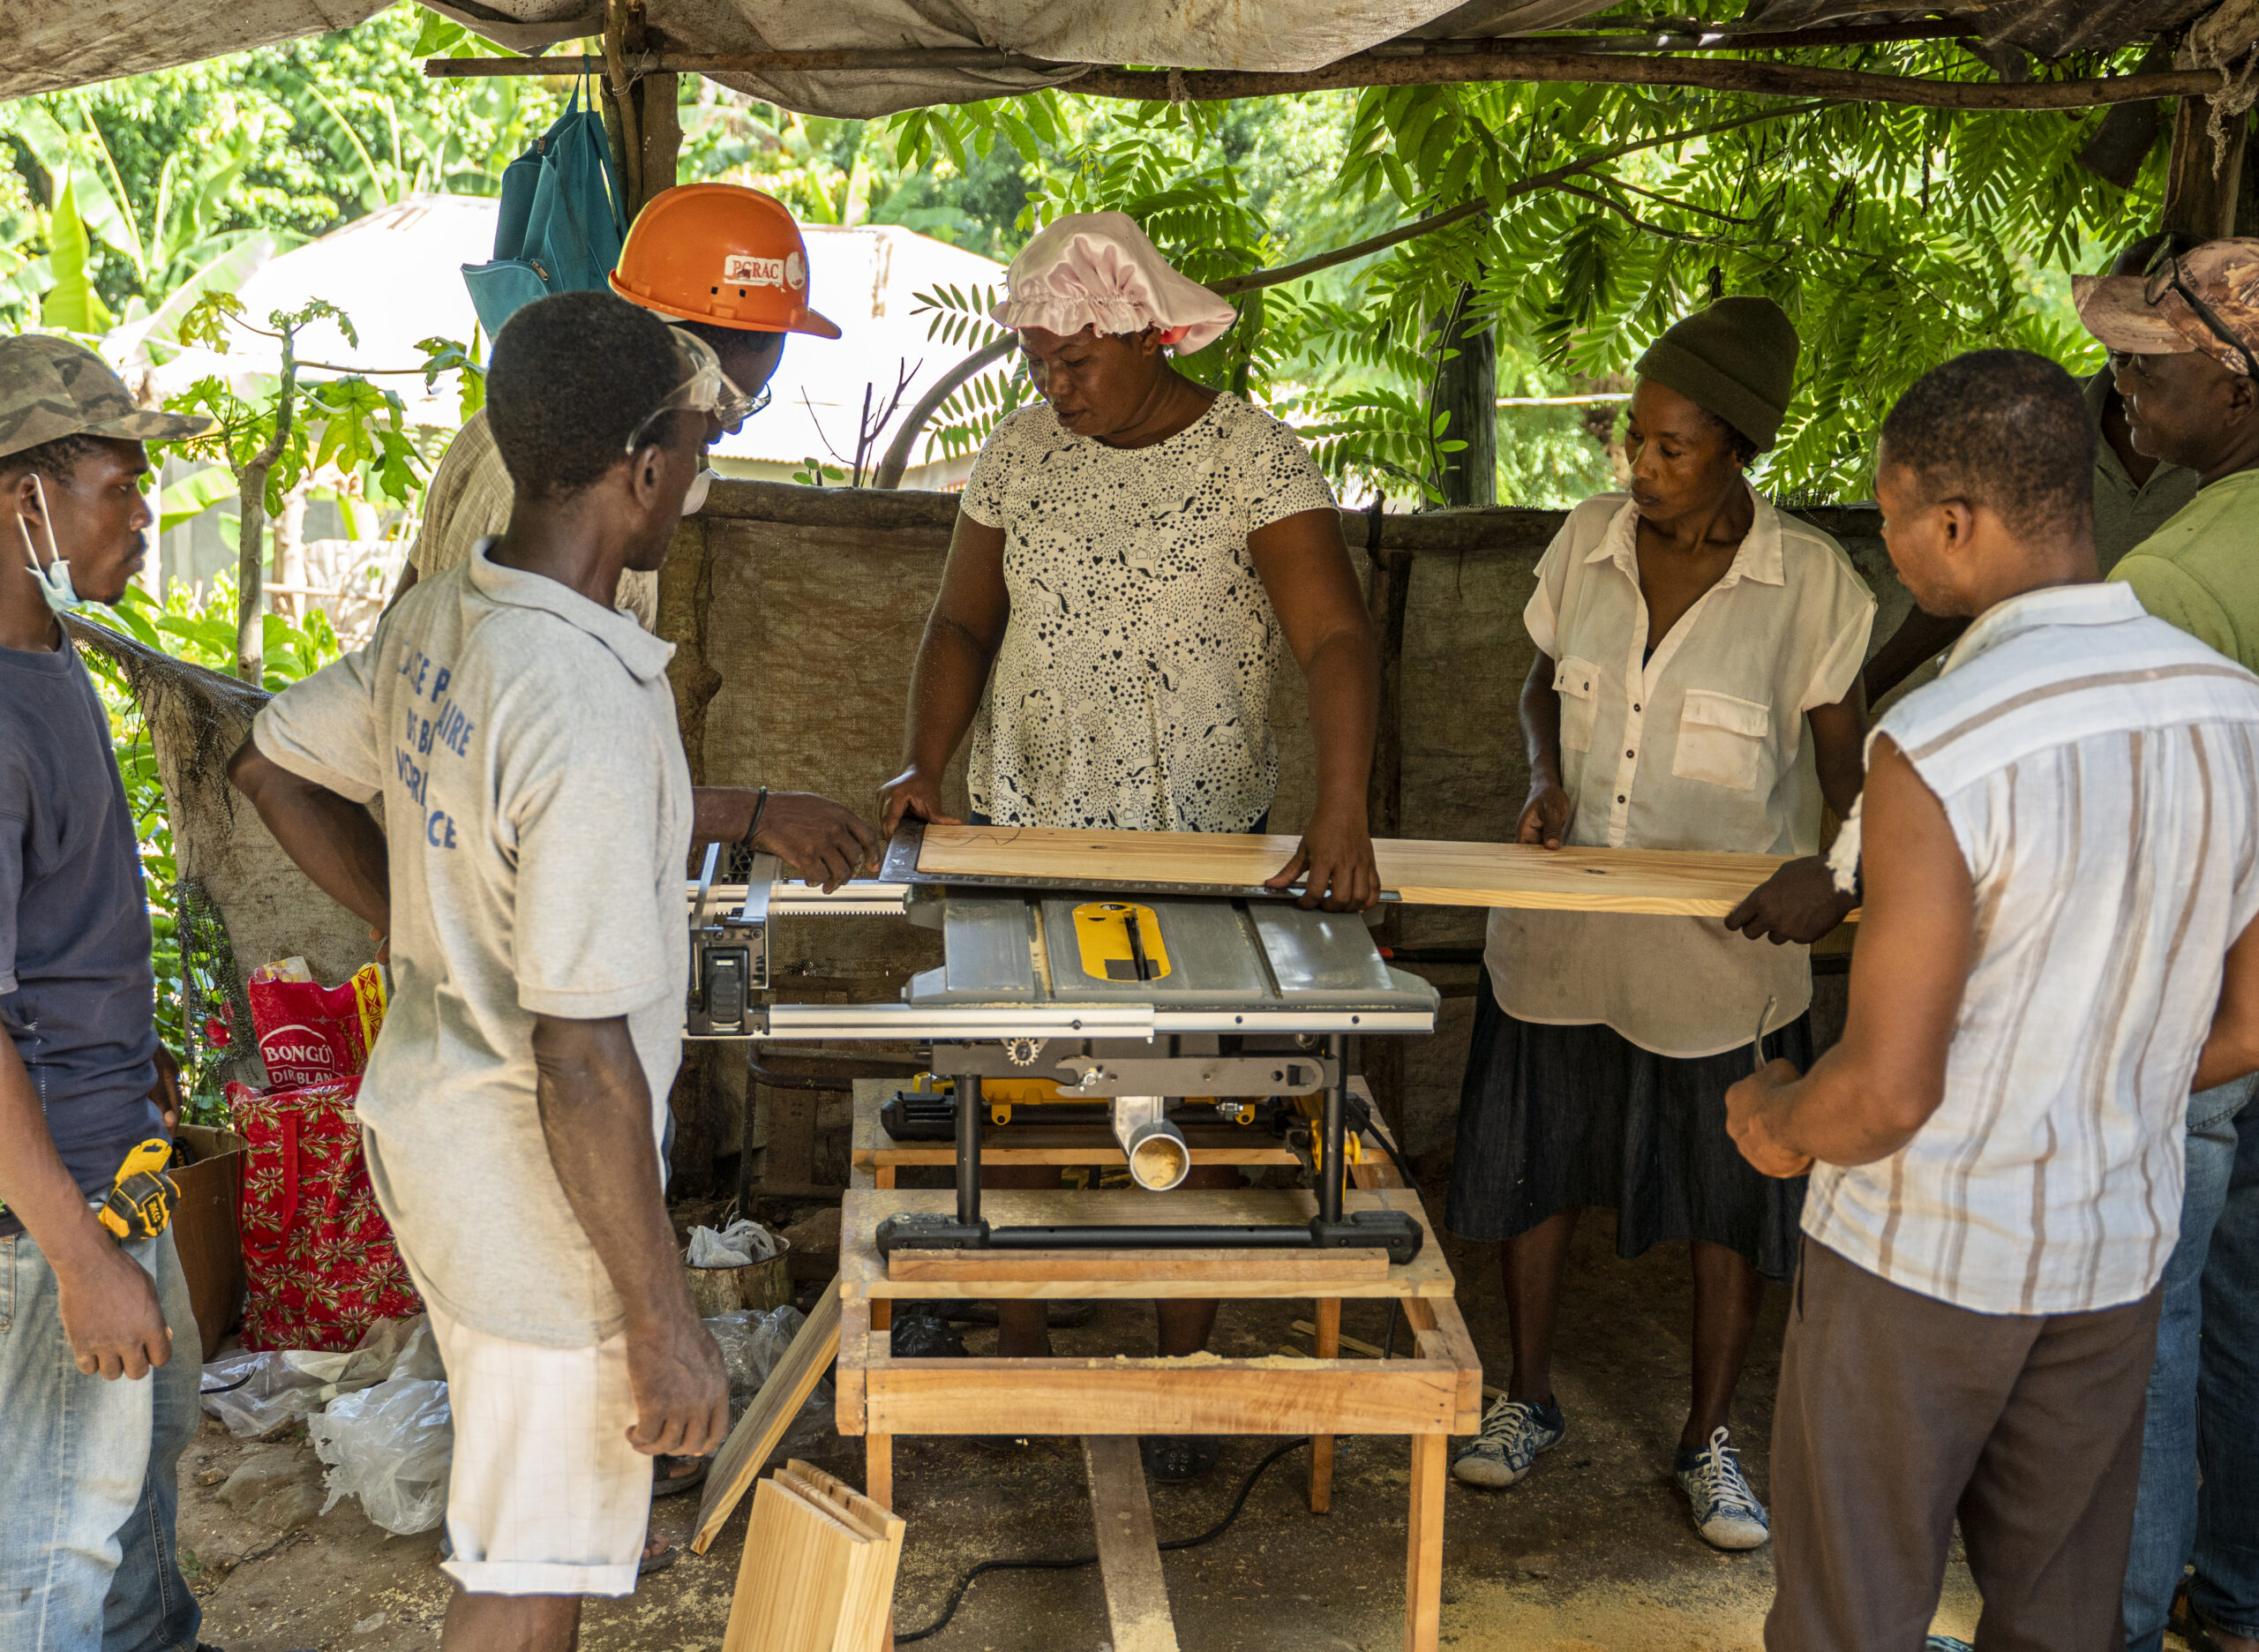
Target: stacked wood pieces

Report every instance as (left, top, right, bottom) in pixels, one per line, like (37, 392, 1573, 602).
(694, 1280, 845, 1553)
(910, 823, 1851, 919)
(721, 1459, 904, 1652)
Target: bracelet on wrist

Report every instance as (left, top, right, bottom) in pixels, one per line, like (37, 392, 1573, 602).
(740, 787, 769, 852)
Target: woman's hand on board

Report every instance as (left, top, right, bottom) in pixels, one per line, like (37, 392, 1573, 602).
(1265, 804, 1381, 912)
(878, 764, 960, 838)
(1516, 781, 1572, 851)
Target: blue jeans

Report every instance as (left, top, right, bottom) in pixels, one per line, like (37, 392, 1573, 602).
(0, 1221, 203, 1652)
(2123, 1075, 2259, 1650)
(2193, 1096, 2259, 1639)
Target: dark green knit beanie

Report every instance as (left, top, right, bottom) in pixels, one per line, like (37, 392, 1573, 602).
(1632, 296, 1800, 452)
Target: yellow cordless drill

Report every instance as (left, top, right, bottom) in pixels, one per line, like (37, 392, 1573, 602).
(96, 1138, 178, 1242)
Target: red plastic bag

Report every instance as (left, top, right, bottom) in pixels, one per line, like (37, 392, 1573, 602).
(245, 957, 387, 1088)
(226, 1078, 421, 1352)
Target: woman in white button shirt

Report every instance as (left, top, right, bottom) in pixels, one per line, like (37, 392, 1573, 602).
(1445, 298, 1875, 1554)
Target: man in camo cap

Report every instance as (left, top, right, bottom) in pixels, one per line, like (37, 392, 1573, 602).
(0, 333, 215, 1652)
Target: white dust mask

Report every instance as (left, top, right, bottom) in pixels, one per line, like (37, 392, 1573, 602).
(16, 476, 81, 614)
(681, 466, 716, 517)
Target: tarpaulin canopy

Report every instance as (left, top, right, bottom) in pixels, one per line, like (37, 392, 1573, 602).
(3, 0, 2219, 112)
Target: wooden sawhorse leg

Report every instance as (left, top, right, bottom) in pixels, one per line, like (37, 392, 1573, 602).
(868, 1431, 896, 1652)
(1309, 1297, 1341, 1512)
(1405, 1432, 1445, 1652)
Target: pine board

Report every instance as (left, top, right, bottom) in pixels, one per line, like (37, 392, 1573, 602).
(911, 823, 1812, 917)
(1084, 1436, 1180, 1652)
(694, 1280, 844, 1555)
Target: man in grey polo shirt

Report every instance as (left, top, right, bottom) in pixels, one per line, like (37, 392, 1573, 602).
(232, 291, 874, 1649)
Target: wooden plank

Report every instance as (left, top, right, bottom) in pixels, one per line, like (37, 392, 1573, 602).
(864, 1358, 1461, 1437)
(1406, 1434, 1448, 1652)
(887, 1247, 1390, 1284)
(723, 1476, 862, 1652)
(912, 823, 1853, 918)
(1083, 1436, 1181, 1652)
(694, 1280, 844, 1555)
(840, 1188, 1452, 1299)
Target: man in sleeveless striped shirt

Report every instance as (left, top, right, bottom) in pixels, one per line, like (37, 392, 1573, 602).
(1725, 350, 2259, 1651)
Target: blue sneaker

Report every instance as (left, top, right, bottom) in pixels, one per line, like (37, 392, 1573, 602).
(1924, 1640, 1974, 1651)
(1674, 1426, 1770, 1551)
(1451, 1395, 1565, 1488)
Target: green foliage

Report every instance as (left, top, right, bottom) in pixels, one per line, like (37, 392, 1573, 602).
(0, 7, 574, 328)
(881, 34, 2165, 505)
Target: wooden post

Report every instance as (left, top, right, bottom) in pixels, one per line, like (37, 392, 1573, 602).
(1405, 1432, 1447, 1652)
(2163, 93, 2249, 240)
(1309, 1296, 1342, 1513)
(602, 0, 684, 219)
(1362, 535, 1413, 1144)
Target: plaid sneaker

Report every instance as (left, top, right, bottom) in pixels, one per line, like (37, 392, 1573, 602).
(1674, 1426, 1770, 1550)
(1450, 1395, 1565, 1488)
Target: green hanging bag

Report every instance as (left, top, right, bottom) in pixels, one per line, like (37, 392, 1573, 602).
(462, 76, 628, 342)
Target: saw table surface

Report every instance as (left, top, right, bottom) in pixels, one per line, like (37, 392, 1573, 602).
(909, 823, 1804, 916)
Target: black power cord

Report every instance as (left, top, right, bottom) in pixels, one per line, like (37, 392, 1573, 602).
(896, 1436, 1311, 1644)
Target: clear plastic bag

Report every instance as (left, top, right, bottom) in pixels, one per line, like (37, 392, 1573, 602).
(686, 1218, 784, 1267)
(199, 1348, 331, 1438)
(201, 1315, 442, 1438)
(305, 1376, 454, 1535)
(703, 1304, 830, 1455)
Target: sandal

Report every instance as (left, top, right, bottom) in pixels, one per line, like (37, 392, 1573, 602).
(652, 1455, 709, 1500)
(639, 1538, 681, 1577)
(1140, 1435, 1221, 1483)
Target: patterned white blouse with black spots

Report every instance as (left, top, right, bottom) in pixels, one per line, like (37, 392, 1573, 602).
(958, 394, 1336, 831)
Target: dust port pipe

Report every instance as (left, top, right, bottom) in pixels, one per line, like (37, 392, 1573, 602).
(1111, 1095, 1190, 1191)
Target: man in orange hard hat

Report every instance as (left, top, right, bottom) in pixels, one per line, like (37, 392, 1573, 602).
(384, 189, 868, 1528)
(393, 183, 840, 627)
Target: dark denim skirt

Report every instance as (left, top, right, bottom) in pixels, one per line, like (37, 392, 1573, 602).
(1443, 982, 1810, 1281)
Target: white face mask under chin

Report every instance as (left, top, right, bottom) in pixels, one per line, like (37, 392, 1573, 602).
(680, 467, 716, 517)
(16, 476, 81, 614)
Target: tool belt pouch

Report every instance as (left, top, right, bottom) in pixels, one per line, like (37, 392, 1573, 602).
(227, 1078, 421, 1352)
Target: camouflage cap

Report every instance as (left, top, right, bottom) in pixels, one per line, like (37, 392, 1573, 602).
(2073, 237, 2259, 379)
(0, 333, 214, 462)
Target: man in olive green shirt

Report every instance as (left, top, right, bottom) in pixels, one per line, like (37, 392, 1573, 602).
(2077, 233, 2259, 1652)
(2080, 236, 2259, 668)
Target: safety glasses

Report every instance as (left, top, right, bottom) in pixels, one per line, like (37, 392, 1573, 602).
(623, 328, 772, 454)
(2143, 248, 2259, 380)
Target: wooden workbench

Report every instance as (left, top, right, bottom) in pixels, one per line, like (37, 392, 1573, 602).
(839, 1081, 1482, 1652)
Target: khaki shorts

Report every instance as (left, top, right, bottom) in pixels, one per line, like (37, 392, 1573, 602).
(426, 1300, 653, 1596)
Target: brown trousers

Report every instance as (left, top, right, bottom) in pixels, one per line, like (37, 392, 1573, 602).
(1767, 1237, 2161, 1652)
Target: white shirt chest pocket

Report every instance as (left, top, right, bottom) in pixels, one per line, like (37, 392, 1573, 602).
(1670, 689, 1772, 791)
(1553, 657, 1601, 753)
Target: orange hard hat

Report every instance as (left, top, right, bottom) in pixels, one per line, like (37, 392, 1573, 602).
(609, 184, 841, 339)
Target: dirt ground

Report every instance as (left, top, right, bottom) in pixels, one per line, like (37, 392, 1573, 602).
(183, 1203, 2000, 1652)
